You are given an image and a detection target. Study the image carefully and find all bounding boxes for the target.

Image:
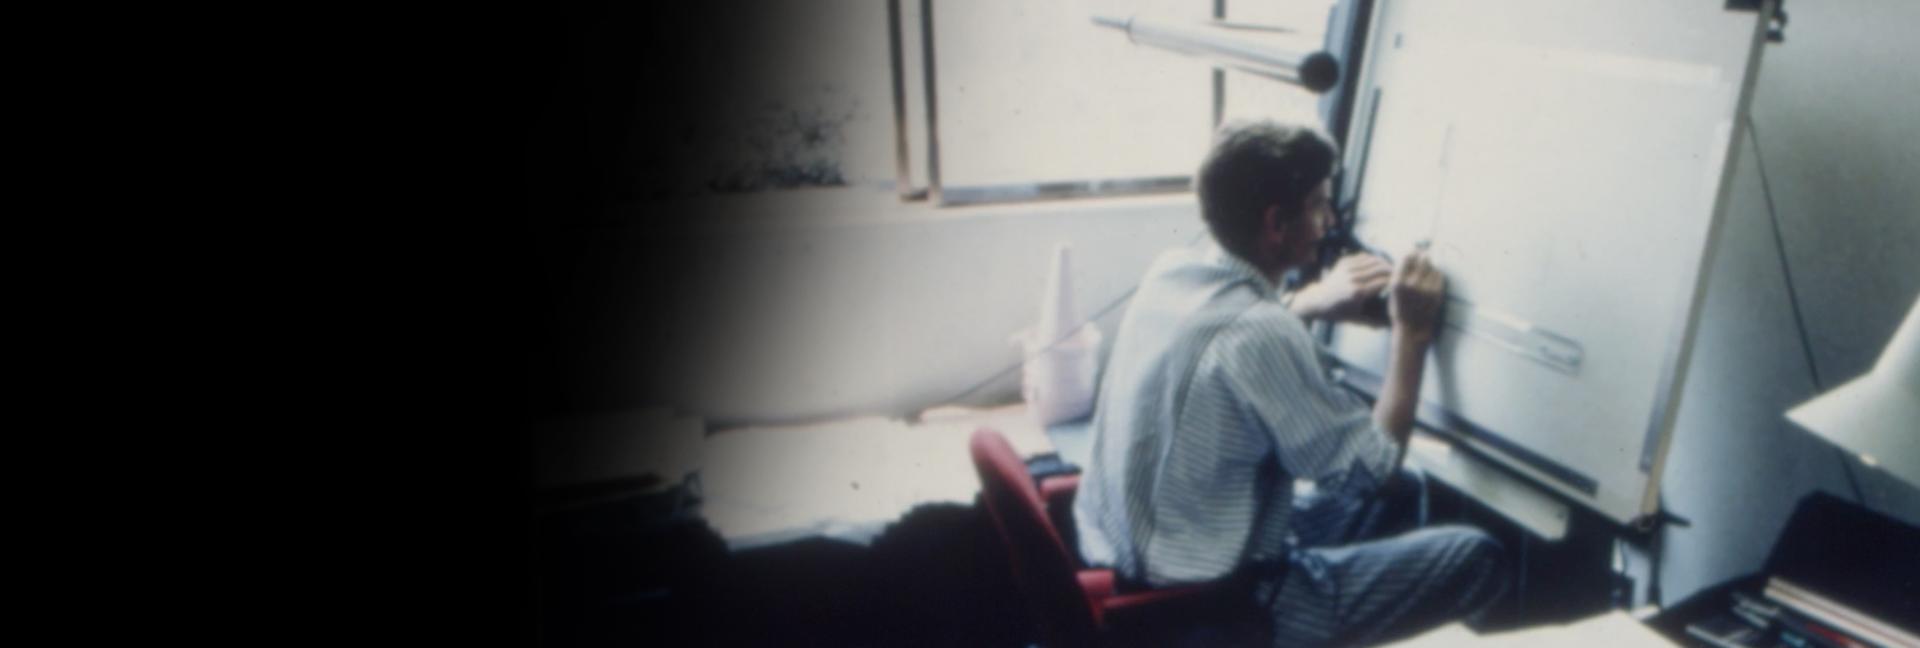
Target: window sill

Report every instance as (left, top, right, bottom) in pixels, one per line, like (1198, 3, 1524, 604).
(639, 185, 1197, 237)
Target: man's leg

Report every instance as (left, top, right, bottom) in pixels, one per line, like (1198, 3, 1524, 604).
(1264, 525, 1507, 647)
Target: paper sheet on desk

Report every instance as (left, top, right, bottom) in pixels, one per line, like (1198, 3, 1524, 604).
(701, 418, 904, 546)
(1406, 432, 1571, 541)
(1381, 610, 1673, 647)
(700, 416, 989, 549)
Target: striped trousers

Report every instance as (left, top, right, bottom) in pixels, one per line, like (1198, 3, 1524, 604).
(1255, 468, 1509, 647)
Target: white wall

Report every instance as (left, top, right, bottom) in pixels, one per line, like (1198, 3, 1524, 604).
(589, 190, 1202, 426)
(1659, 0, 1920, 604)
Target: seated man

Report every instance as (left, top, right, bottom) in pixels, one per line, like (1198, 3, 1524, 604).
(1073, 121, 1507, 646)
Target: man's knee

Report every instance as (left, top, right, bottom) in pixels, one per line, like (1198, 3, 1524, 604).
(1458, 528, 1503, 563)
(1438, 527, 1509, 609)
(1451, 528, 1504, 569)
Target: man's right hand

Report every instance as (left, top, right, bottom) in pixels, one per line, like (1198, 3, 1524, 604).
(1388, 248, 1446, 343)
(1374, 247, 1447, 451)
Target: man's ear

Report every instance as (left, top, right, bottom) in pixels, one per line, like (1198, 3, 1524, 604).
(1260, 204, 1288, 249)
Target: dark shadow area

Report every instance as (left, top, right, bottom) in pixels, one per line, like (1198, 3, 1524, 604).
(1420, 474, 1619, 631)
(1646, 491, 1920, 642)
(535, 491, 1033, 647)
(505, 2, 900, 644)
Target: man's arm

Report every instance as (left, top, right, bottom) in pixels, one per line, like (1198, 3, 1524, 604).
(1286, 253, 1392, 325)
(1373, 249, 1446, 453)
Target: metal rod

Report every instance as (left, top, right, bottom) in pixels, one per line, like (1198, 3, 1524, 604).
(1092, 14, 1340, 93)
(887, 0, 914, 200)
(921, 0, 942, 204)
(1210, 0, 1225, 129)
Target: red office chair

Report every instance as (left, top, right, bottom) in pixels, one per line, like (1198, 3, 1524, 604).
(969, 428, 1259, 647)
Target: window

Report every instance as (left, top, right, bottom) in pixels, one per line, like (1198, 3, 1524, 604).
(638, 1, 898, 199)
(640, 0, 1341, 206)
(905, 0, 1341, 205)
(917, 0, 1211, 204)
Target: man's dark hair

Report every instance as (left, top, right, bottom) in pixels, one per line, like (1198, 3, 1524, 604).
(1196, 121, 1338, 263)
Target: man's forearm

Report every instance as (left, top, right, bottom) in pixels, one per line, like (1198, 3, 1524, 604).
(1287, 288, 1391, 327)
(1372, 327, 1432, 448)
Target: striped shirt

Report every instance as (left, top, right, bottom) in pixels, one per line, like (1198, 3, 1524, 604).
(1073, 243, 1402, 587)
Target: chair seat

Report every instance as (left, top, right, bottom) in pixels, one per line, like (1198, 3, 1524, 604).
(972, 427, 1250, 647)
(1077, 569, 1116, 602)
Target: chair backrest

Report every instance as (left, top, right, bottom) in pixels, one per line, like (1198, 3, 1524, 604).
(970, 427, 1103, 647)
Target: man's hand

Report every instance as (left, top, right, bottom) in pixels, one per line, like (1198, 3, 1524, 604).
(1388, 248, 1446, 344)
(1375, 247, 1447, 452)
(1288, 253, 1392, 324)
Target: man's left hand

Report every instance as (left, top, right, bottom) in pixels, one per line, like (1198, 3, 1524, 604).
(1288, 253, 1392, 326)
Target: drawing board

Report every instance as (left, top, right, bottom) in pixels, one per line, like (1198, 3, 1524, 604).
(1327, 0, 1772, 525)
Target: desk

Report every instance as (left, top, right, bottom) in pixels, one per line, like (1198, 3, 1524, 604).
(1045, 421, 1571, 541)
(1404, 434, 1571, 541)
(699, 404, 1055, 550)
(1382, 609, 1673, 646)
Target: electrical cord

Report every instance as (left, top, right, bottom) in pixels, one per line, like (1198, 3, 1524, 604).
(935, 284, 1138, 406)
(1748, 115, 1868, 505)
(933, 231, 1209, 407)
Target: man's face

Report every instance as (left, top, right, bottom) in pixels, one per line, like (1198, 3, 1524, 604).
(1281, 180, 1334, 268)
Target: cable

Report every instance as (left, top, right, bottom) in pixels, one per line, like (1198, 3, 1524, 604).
(934, 232, 1208, 407)
(1649, 505, 1663, 607)
(1748, 119, 1824, 392)
(1747, 115, 1867, 505)
(935, 282, 1140, 406)
(1613, 537, 1634, 609)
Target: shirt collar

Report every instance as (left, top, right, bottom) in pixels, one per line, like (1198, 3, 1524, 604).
(1209, 243, 1280, 298)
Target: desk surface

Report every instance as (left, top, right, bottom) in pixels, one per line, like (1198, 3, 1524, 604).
(1382, 609, 1673, 647)
(700, 404, 1056, 550)
(1045, 417, 1570, 540)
